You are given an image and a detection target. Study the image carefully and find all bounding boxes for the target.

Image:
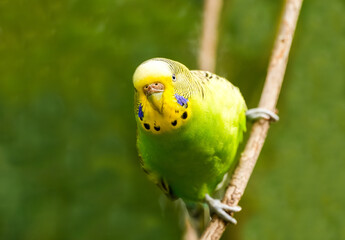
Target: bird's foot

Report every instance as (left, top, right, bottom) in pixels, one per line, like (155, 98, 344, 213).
(205, 194, 241, 225)
(246, 108, 279, 122)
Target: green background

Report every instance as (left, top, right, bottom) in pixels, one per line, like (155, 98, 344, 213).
(0, 0, 344, 239)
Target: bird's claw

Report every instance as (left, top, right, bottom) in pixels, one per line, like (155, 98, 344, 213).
(205, 194, 241, 225)
(246, 108, 279, 122)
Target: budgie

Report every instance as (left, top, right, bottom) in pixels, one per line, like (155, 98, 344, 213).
(133, 58, 276, 225)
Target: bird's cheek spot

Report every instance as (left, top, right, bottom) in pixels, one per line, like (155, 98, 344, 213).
(144, 123, 150, 130)
(171, 120, 177, 126)
(174, 94, 189, 108)
(138, 103, 144, 120)
(154, 126, 160, 131)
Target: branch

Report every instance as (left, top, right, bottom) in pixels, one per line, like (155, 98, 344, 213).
(183, 1, 224, 238)
(198, 0, 223, 72)
(200, 0, 304, 239)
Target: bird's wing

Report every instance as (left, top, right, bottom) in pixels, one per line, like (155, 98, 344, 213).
(138, 154, 177, 200)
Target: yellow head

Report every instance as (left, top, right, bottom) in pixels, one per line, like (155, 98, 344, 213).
(133, 58, 192, 134)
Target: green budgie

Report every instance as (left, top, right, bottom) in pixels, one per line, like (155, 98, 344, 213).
(133, 58, 273, 225)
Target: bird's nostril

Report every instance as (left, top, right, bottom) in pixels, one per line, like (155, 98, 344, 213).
(143, 83, 164, 95)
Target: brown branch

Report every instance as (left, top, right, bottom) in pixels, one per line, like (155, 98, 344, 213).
(183, 214, 199, 240)
(183, 1, 225, 238)
(198, 0, 223, 72)
(200, 0, 304, 239)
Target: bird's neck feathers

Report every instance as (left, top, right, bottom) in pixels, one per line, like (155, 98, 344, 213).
(136, 89, 192, 135)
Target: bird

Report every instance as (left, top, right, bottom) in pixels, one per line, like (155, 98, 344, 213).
(133, 58, 278, 225)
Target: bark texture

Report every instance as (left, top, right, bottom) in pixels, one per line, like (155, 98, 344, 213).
(200, 0, 304, 239)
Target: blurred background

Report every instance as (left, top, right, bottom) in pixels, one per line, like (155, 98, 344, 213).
(0, 0, 344, 239)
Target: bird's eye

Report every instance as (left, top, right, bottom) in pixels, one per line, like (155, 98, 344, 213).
(172, 74, 176, 82)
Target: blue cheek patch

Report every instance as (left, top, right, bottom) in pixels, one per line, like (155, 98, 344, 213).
(138, 103, 144, 120)
(174, 94, 188, 107)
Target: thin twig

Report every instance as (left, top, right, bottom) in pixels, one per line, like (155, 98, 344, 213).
(183, 215, 199, 240)
(200, 0, 304, 239)
(198, 0, 223, 72)
(183, 1, 224, 239)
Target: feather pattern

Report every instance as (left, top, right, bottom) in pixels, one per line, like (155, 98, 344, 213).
(133, 58, 247, 201)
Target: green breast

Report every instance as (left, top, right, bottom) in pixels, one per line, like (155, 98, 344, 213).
(137, 86, 246, 202)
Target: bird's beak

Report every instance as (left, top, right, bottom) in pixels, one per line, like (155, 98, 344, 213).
(143, 82, 165, 97)
(144, 83, 165, 113)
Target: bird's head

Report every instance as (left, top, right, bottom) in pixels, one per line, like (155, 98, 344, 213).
(133, 58, 193, 134)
